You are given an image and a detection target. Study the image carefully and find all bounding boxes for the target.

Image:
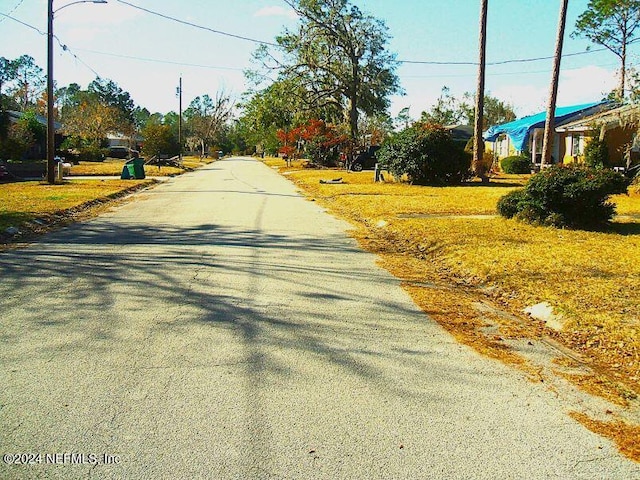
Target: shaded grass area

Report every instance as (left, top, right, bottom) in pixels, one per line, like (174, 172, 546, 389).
(0, 179, 153, 232)
(276, 157, 640, 395)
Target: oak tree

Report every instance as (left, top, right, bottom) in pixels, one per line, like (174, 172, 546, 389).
(257, 0, 400, 143)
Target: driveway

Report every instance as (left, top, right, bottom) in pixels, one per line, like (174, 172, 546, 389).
(0, 158, 637, 479)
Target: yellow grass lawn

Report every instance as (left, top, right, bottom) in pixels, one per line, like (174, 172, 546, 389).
(0, 179, 152, 231)
(69, 155, 209, 177)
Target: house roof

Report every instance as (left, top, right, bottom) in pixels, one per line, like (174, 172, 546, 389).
(107, 132, 144, 142)
(555, 103, 639, 133)
(483, 102, 611, 151)
(8, 110, 62, 131)
(444, 124, 474, 142)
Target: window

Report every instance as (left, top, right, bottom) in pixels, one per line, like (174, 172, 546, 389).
(571, 134, 583, 156)
(497, 134, 509, 158)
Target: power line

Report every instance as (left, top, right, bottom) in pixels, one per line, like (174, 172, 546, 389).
(107, 1, 622, 68)
(401, 61, 623, 79)
(399, 48, 608, 66)
(0, 8, 629, 79)
(0, 13, 102, 79)
(114, 0, 278, 47)
(0, 0, 25, 24)
(58, 44, 102, 79)
(74, 48, 246, 72)
(398, 37, 640, 66)
(0, 11, 45, 35)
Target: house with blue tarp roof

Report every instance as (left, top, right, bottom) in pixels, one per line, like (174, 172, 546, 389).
(483, 102, 614, 167)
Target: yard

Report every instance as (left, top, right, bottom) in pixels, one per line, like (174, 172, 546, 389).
(0, 155, 214, 237)
(269, 158, 640, 408)
(0, 179, 154, 235)
(68, 155, 210, 176)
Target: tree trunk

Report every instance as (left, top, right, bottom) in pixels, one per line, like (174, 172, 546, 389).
(541, 0, 568, 168)
(473, 0, 488, 182)
(620, 39, 627, 100)
(349, 57, 360, 144)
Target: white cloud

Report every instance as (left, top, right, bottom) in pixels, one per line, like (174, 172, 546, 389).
(491, 65, 618, 118)
(491, 84, 548, 118)
(254, 6, 298, 20)
(557, 65, 617, 106)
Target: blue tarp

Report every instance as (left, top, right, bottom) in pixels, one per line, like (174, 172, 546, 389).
(483, 102, 602, 151)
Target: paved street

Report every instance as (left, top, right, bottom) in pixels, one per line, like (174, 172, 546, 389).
(1, 158, 638, 479)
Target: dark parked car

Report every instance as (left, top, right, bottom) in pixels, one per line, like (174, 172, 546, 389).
(0, 162, 10, 180)
(350, 145, 381, 171)
(108, 146, 134, 159)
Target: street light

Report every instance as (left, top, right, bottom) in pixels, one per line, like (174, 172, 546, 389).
(47, 0, 107, 184)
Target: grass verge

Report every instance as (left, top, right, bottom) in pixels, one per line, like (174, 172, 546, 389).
(68, 155, 211, 177)
(0, 179, 155, 241)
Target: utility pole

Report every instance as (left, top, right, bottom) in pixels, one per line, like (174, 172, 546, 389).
(473, 0, 488, 182)
(47, 0, 55, 184)
(46, 0, 107, 184)
(541, 0, 568, 168)
(177, 76, 183, 163)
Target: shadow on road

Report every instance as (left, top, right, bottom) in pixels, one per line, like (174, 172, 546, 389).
(0, 218, 485, 475)
(0, 220, 471, 396)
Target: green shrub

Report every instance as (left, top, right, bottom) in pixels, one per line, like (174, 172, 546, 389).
(60, 137, 106, 162)
(497, 165, 629, 229)
(583, 137, 608, 169)
(500, 155, 532, 174)
(496, 189, 532, 219)
(377, 123, 471, 185)
(75, 146, 106, 162)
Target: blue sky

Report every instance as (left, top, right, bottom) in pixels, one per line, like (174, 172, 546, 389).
(1, 0, 636, 120)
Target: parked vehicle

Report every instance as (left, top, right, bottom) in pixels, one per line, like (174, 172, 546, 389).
(0, 162, 10, 180)
(350, 145, 381, 171)
(108, 146, 135, 159)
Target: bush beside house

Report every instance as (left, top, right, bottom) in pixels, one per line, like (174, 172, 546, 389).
(378, 124, 471, 185)
(500, 155, 532, 174)
(583, 137, 609, 169)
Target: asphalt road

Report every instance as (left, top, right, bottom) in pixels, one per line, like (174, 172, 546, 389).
(1, 158, 638, 479)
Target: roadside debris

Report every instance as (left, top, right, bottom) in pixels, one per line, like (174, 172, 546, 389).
(319, 177, 343, 184)
(524, 301, 566, 331)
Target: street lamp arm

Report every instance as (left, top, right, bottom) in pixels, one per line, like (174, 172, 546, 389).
(54, 0, 107, 15)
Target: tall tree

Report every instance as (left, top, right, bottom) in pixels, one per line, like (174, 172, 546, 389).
(0, 57, 18, 139)
(259, 0, 400, 143)
(574, 0, 640, 99)
(459, 93, 516, 128)
(61, 90, 120, 148)
(395, 106, 411, 130)
(88, 77, 135, 129)
(473, 0, 488, 180)
(9, 55, 45, 110)
(420, 86, 464, 125)
(141, 123, 179, 157)
(184, 91, 233, 157)
(542, 0, 569, 167)
(56, 83, 82, 113)
(0, 57, 17, 104)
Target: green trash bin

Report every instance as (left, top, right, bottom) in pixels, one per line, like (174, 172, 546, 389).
(124, 158, 145, 179)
